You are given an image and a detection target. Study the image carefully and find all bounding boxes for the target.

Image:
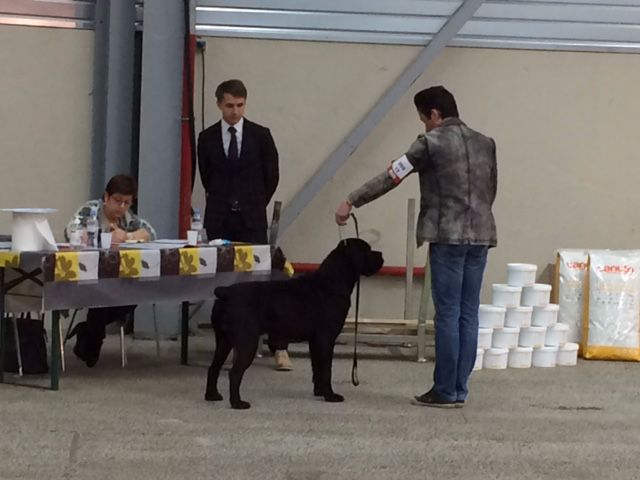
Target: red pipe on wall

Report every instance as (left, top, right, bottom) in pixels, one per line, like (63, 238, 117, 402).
(291, 263, 425, 277)
(179, 34, 196, 239)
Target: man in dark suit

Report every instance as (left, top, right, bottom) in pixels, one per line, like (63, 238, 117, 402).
(198, 79, 279, 244)
(198, 79, 292, 370)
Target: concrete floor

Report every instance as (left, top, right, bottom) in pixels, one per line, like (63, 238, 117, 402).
(1, 335, 640, 480)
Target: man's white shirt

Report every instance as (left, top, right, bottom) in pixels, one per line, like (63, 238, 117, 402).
(221, 117, 244, 157)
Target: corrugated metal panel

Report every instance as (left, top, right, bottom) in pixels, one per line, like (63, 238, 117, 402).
(0, 0, 95, 30)
(195, 0, 640, 53)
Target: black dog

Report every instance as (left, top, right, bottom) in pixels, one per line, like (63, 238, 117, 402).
(205, 238, 384, 409)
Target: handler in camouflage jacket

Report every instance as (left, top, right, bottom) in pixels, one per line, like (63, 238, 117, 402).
(335, 86, 497, 408)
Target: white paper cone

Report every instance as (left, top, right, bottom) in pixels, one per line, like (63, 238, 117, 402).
(1, 208, 58, 251)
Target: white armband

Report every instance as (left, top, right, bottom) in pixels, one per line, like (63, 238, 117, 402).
(387, 155, 413, 184)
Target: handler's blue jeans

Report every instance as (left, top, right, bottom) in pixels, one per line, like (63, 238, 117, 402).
(429, 243, 489, 402)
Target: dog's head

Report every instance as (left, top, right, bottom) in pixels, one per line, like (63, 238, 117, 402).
(337, 238, 384, 277)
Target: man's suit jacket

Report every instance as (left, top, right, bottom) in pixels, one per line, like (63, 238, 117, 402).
(197, 118, 279, 233)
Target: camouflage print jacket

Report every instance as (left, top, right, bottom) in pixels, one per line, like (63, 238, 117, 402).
(65, 199, 157, 241)
(348, 117, 497, 247)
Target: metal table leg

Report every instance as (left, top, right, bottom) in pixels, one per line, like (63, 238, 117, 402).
(152, 304, 160, 357)
(50, 310, 60, 390)
(59, 319, 65, 373)
(180, 301, 189, 365)
(11, 315, 22, 376)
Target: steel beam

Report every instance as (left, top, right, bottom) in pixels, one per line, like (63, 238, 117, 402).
(137, 1, 185, 238)
(90, 0, 137, 198)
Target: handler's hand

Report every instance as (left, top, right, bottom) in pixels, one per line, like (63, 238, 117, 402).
(335, 200, 352, 225)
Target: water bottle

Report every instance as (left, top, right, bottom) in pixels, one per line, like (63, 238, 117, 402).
(191, 208, 204, 243)
(86, 206, 99, 248)
(69, 215, 84, 247)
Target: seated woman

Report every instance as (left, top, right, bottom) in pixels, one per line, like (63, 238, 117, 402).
(65, 174, 156, 367)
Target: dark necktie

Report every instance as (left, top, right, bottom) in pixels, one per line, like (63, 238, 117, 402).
(227, 126, 238, 162)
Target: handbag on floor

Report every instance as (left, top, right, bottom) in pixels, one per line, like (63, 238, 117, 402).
(3, 314, 49, 374)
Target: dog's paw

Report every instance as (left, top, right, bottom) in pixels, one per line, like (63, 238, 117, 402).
(313, 386, 323, 397)
(323, 392, 344, 403)
(231, 400, 251, 410)
(205, 391, 223, 402)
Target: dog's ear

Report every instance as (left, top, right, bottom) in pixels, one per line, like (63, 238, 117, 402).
(343, 240, 367, 274)
(348, 251, 365, 276)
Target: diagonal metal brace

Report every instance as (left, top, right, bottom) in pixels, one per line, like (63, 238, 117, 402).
(5, 268, 44, 291)
(279, 0, 485, 233)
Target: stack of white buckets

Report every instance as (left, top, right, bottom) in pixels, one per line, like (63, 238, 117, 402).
(475, 263, 579, 371)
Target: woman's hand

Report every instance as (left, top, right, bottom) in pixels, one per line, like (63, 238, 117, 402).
(110, 224, 128, 244)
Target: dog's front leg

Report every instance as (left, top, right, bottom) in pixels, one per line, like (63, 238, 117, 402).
(310, 337, 344, 403)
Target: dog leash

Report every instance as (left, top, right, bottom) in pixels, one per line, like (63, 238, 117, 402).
(349, 213, 360, 387)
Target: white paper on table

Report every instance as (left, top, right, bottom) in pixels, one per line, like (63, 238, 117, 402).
(120, 242, 189, 250)
(153, 239, 189, 245)
(35, 218, 58, 251)
(152, 240, 189, 248)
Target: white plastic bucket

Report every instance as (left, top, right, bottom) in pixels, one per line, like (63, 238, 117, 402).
(491, 284, 522, 308)
(531, 304, 559, 327)
(518, 326, 547, 348)
(521, 283, 552, 307)
(532, 346, 558, 367)
(492, 327, 520, 349)
(545, 323, 570, 346)
(508, 346, 533, 368)
(483, 347, 509, 369)
(478, 328, 493, 349)
(473, 348, 484, 371)
(479, 304, 506, 328)
(504, 306, 533, 328)
(507, 263, 537, 287)
(557, 342, 579, 366)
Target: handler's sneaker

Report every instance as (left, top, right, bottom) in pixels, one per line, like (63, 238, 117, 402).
(411, 389, 456, 408)
(274, 350, 293, 371)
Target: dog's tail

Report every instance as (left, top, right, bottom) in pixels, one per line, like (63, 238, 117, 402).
(211, 287, 238, 330)
(210, 286, 233, 330)
(210, 296, 227, 330)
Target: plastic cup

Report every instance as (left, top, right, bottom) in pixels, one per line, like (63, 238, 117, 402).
(100, 232, 113, 249)
(187, 230, 198, 246)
